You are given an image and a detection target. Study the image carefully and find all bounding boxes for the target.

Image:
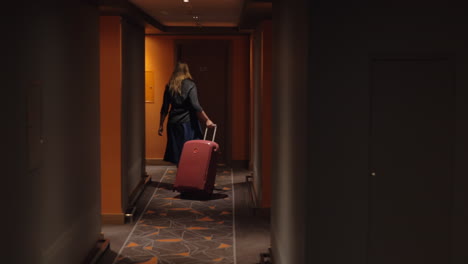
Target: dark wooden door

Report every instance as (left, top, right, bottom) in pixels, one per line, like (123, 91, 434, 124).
(369, 58, 454, 264)
(176, 40, 229, 164)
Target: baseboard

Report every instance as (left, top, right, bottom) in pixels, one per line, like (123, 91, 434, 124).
(128, 173, 151, 207)
(246, 172, 259, 208)
(83, 239, 110, 264)
(122, 173, 152, 223)
(101, 213, 125, 225)
(258, 247, 274, 264)
(101, 174, 150, 225)
(84, 238, 110, 264)
(146, 159, 174, 166)
(269, 247, 274, 264)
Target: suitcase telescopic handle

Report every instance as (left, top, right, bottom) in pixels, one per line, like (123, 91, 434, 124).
(203, 125, 217, 142)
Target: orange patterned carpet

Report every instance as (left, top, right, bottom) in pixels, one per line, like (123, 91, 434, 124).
(114, 168, 235, 264)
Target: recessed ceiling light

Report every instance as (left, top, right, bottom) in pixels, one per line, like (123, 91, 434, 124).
(184, 0, 189, 2)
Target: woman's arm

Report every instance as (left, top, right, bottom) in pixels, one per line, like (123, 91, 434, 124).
(196, 111, 216, 128)
(159, 86, 170, 136)
(188, 84, 216, 128)
(158, 112, 167, 136)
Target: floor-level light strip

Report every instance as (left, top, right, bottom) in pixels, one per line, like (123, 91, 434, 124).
(231, 168, 238, 264)
(112, 167, 170, 264)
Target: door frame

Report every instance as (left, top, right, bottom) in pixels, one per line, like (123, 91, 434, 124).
(174, 39, 232, 165)
(367, 52, 456, 263)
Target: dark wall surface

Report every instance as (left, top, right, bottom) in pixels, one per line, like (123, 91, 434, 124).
(272, 0, 468, 263)
(4, 1, 101, 263)
(253, 25, 263, 205)
(271, 0, 310, 263)
(306, 2, 468, 264)
(121, 18, 146, 210)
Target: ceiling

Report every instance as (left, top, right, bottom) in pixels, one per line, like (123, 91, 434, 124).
(98, 0, 271, 34)
(129, 0, 244, 28)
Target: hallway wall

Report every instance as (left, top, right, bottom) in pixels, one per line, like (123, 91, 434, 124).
(5, 1, 101, 263)
(271, 0, 309, 262)
(101, 16, 147, 223)
(252, 20, 272, 208)
(145, 35, 250, 165)
(272, 0, 468, 263)
(100, 16, 123, 222)
(121, 18, 146, 214)
(306, 2, 468, 263)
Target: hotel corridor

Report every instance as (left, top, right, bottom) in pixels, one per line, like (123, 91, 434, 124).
(6, 0, 468, 264)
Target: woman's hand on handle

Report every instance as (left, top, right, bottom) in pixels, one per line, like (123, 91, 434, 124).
(206, 119, 216, 128)
(197, 111, 216, 128)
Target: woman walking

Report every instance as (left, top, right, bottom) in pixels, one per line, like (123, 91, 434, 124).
(158, 62, 216, 165)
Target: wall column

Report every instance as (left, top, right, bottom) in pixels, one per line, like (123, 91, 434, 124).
(271, 0, 309, 263)
(100, 16, 124, 224)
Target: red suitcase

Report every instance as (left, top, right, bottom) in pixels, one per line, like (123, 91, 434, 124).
(174, 126, 219, 197)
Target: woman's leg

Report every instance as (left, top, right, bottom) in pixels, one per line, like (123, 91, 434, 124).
(164, 123, 184, 165)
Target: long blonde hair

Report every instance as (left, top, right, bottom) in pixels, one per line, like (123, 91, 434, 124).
(168, 62, 193, 95)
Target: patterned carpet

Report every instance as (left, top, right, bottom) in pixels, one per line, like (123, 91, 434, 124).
(114, 168, 236, 264)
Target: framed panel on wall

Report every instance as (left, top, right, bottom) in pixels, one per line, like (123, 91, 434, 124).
(145, 71, 154, 103)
